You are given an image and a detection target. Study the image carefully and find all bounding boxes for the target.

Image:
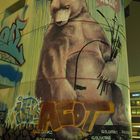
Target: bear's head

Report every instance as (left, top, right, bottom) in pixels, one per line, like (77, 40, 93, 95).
(50, 0, 88, 26)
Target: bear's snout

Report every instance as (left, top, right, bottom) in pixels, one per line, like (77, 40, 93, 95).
(56, 21, 66, 26)
(53, 8, 71, 26)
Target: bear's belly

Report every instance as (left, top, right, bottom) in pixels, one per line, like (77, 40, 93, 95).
(66, 51, 112, 102)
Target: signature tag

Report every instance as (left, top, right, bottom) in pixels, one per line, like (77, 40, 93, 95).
(96, 0, 120, 13)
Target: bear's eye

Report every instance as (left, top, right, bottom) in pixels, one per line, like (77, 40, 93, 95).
(65, 5, 70, 9)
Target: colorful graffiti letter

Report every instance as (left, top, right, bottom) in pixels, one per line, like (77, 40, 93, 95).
(0, 19, 26, 65)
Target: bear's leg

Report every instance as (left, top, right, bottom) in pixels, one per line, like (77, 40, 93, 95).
(111, 84, 129, 125)
(35, 67, 52, 101)
(35, 78, 52, 101)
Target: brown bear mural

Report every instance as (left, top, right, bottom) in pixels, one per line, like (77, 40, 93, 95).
(36, 0, 128, 139)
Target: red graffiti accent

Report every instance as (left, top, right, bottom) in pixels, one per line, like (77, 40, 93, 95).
(38, 102, 61, 131)
(96, 0, 120, 13)
(38, 101, 114, 133)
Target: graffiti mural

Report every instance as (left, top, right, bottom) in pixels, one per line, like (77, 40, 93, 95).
(0, 19, 26, 65)
(0, 0, 131, 140)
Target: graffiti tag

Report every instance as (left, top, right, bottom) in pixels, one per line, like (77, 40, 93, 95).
(38, 101, 114, 132)
(0, 19, 26, 65)
(97, 0, 120, 13)
(14, 96, 41, 125)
